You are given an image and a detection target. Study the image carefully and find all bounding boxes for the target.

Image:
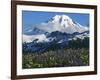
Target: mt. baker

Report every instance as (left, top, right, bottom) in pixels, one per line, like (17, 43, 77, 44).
(23, 15, 89, 43)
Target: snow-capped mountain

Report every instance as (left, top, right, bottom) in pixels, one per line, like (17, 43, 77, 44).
(36, 15, 88, 34)
(23, 15, 88, 34)
(23, 15, 89, 43)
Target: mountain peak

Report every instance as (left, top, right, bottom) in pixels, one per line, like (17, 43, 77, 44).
(53, 15, 71, 19)
(61, 15, 71, 20)
(50, 15, 72, 23)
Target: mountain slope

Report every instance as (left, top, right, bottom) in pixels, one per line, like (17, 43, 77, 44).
(23, 31, 89, 53)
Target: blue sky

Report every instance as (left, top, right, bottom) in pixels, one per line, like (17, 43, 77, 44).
(22, 11, 89, 28)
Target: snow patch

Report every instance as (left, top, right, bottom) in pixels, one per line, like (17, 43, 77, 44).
(23, 34, 49, 43)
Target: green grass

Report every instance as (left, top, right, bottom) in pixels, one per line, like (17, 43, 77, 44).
(22, 48, 89, 69)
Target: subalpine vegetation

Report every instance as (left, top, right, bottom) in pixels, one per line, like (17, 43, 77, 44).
(22, 37, 89, 68)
